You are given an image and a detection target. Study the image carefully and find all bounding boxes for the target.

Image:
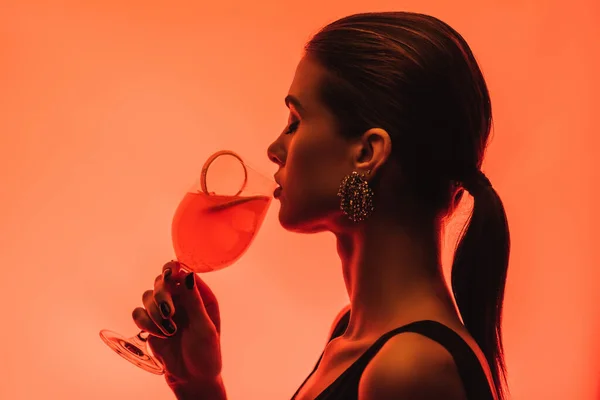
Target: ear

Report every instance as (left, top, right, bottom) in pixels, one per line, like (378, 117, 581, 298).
(351, 128, 393, 177)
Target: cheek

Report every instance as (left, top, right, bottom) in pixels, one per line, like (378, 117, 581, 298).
(287, 135, 338, 191)
(284, 136, 346, 217)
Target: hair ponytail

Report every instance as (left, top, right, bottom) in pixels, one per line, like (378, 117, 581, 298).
(304, 10, 511, 396)
(451, 180, 510, 399)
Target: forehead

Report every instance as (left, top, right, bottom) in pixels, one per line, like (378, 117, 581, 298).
(287, 57, 328, 112)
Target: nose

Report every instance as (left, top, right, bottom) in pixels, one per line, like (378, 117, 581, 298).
(267, 141, 284, 167)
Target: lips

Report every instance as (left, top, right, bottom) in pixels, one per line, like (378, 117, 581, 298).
(274, 174, 283, 193)
(274, 186, 283, 198)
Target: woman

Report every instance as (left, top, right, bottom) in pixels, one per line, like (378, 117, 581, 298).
(133, 11, 510, 400)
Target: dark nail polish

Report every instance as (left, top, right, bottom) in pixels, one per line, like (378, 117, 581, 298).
(159, 302, 171, 318)
(164, 268, 172, 281)
(185, 272, 195, 290)
(162, 319, 176, 334)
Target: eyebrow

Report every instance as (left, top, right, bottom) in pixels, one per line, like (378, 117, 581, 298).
(284, 95, 305, 114)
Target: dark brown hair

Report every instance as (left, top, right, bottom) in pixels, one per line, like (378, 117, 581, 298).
(306, 11, 510, 398)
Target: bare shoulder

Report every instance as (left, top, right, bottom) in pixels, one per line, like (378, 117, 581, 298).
(358, 332, 468, 400)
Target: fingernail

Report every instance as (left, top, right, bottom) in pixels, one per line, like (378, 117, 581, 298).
(162, 319, 176, 335)
(163, 268, 172, 281)
(159, 302, 171, 318)
(185, 272, 195, 290)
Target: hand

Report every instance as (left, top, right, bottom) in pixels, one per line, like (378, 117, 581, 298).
(132, 261, 223, 389)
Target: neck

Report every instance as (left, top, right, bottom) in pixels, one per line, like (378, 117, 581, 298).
(333, 212, 459, 341)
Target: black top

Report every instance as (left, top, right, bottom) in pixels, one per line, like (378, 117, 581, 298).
(291, 310, 494, 400)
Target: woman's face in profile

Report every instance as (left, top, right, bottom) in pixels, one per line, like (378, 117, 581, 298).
(267, 57, 356, 234)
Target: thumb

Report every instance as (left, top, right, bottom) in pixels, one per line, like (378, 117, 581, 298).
(178, 273, 214, 332)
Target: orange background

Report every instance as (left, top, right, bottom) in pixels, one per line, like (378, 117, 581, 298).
(1, 1, 599, 399)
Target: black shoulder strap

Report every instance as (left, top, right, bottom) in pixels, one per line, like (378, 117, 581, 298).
(293, 312, 495, 400)
(363, 320, 495, 400)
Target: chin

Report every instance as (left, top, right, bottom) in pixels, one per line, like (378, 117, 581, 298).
(277, 206, 331, 234)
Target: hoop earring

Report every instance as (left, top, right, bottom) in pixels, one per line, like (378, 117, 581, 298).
(337, 170, 375, 223)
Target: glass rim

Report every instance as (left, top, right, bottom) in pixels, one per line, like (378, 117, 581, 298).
(200, 150, 276, 196)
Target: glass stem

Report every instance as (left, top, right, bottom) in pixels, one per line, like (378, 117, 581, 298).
(135, 330, 149, 344)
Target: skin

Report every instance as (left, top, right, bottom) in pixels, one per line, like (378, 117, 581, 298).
(267, 55, 462, 345)
(267, 56, 495, 399)
(133, 55, 497, 399)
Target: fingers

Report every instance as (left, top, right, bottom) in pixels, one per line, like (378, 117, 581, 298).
(131, 261, 185, 339)
(131, 261, 219, 340)
(142, 289, 177, 337)
(162, 260, 183, 276)
(154, 270, 175, 320)
(132, 307, 168, 338)
(153, 259, 188, 321)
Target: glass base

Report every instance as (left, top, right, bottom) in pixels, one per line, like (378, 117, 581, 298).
(99, 329, 165, 375)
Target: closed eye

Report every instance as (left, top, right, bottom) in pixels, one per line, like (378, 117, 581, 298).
(285, 120, 300, 135)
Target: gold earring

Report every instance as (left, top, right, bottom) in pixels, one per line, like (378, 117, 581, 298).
(337, 170, 375, 223)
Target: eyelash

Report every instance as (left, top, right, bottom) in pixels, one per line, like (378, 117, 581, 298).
(285, 120, 300, 135)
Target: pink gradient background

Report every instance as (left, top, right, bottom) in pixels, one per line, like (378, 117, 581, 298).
(1, 1, 598, 399)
